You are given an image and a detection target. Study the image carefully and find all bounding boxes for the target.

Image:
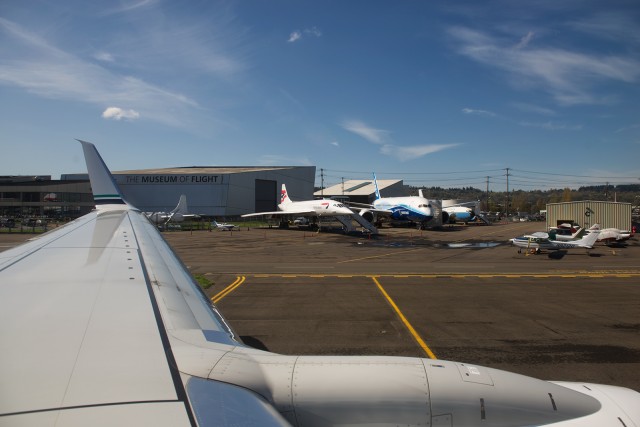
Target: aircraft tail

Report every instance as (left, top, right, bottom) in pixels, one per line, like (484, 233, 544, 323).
(171, 195, 189, 215)
(78, 139, 126, 206)
(280, 184, 293, 205)
(373, 173, 381, 200)
(418, 189, 425, 198)
(577, 230, 600, 248)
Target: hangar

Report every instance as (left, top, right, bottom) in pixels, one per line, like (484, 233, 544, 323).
(314, 179, 404, 204)
(88, 166, 315, 217)
(1, 166, 315, 219)
(546, 201, 632, 231)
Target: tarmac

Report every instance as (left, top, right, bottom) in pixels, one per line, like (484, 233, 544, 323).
(2, 220, 639, 390)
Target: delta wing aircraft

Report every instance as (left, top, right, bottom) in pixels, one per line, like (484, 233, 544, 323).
(352, 174, 434, 229)
(510, 229, 600, 254)
(1, 141, 639, 426)
(241, 184, 377, 233)
(242, 183, 353, 218)
(146, 194, 199, 224)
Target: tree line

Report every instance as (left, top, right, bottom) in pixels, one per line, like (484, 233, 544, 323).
(410, 184, 640, 214)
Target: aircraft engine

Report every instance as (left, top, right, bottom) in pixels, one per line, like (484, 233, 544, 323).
(441, 211, 450, 224)
(359, 209, 375, 223)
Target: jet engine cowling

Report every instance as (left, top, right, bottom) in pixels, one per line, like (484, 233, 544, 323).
(359, 209, 375, 223)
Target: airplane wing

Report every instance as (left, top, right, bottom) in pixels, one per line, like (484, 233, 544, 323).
(0, 141, 290, 426)
(241, 209, 315, 217)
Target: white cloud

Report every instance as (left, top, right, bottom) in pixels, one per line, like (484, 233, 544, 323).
(448, 26, 640, 105)
(93, 51, 114, 62)
(515, 31, 535, 49)
(102, 107, 140, 120)
(462, 107, 496, 117)
(330, 141, 339, 147)
(511, 103, 556, 116)
(287, 27, 322, 43)
(518, 121, 582, 131)
(380, 144, 460, 162)
(342, 119, 458, 161)
(287, 31, 302, 43)
(304, 27, 322, 37)
(341, 120, 389, 144)
(0, 17, 200, 128)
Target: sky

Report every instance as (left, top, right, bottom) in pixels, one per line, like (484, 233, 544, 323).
(1, 0, 639, 191)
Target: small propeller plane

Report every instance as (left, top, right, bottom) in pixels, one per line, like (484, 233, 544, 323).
(588, 223, 633, 244)
(211, 219, 238, 231)
(510, 229, 600, 254)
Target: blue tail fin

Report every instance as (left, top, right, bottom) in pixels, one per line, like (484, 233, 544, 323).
(78, 140, 126, 206)
(373, 172, 381, 200)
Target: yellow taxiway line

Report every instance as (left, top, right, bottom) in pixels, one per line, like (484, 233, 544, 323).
(212, 276, 246, 303)
(371, 276, 437, 360)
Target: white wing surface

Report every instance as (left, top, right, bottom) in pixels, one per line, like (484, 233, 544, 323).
(242, 209, 315, 217)
(0, 141, 289, 426)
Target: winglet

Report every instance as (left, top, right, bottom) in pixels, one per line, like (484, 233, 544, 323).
(78, 140, 127, 206)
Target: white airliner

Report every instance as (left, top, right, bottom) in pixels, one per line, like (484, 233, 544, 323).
(417, 190, 477, 224)
(146, 194, 199, 224)
(353, 174, 434, 229)
(242, 183, 354, 219)
(1, 140, 639, 426)
(442, 204, 476, 224)
(212, 219, 237, 231)
(510, 230, 600, 254)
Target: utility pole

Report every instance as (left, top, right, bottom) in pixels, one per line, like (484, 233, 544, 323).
(486, 176, 490, 211)
(341, 177, 344, 196)
(321, 168, 324, 198)
(505, 168, 510, 217)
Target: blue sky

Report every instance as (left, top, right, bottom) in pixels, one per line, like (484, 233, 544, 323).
(1, 0, 639, 191)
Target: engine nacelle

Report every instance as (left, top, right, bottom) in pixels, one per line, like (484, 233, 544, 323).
(359, 209, 375, 223)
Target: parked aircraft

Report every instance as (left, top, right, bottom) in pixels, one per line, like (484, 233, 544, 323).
(146, 194, 199, 224)
(548, 223, 584, 241)
(510, 230, 600, 254)
(352, 173, 434, 229)
(212, 219, 238, 231)
(588, 223, 633, 244)
(418, 190, 477, 224)
(1, 140, 638, 426)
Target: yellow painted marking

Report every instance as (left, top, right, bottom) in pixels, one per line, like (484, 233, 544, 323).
(212, 276, 246, 303)
(243, 273, 640, 279)
(338, 248, 423, 264)
(372, 277, 437, 359)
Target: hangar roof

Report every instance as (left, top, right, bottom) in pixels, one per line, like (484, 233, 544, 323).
(113, 166, 304, 174)
(314, 179, 402, 197)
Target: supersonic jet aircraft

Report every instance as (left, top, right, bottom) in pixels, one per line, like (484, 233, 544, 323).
(1, 141, 639, 426)
(242, 183, 354, 219)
